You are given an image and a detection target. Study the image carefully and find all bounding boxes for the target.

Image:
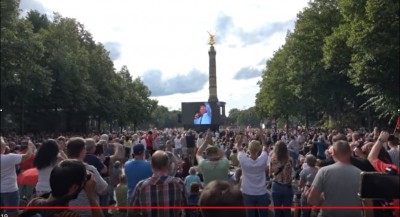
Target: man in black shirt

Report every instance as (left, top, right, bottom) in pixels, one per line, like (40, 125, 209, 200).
(186, 131, 196, 165)
(318, 156, 375, 172)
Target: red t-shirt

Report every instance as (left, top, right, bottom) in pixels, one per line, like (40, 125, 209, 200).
(145, 136, 153, 149)
(372, 159, 400, 173)
(18, 150, 35, 170)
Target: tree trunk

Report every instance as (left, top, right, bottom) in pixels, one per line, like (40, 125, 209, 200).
(286, 115, 289, 134)
(133, 121, 137, 132)
(66, 110, 72, 132)
(305, 111, 309, 129)
(20, 101, 25, 135)
(367, 107, 372, 131)
(97, 117, 101, 133)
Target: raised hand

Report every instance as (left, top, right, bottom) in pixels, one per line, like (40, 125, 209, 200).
(378, 131, 389, 142)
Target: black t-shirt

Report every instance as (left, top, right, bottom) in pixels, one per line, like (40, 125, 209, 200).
(272, 134, 278, 143)
(84, 154, 104, 174)
(311, 142, 318, 156)
(350, 157, 376, 172)
(186, 135, 196, 148)
(319, 156, 376, 172)
(101, 156, 111, 178)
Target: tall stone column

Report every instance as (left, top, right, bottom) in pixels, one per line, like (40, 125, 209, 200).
(208, 45, 218, 102)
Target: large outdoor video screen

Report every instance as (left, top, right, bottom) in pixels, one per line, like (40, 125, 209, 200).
(181, 102, 220, 125)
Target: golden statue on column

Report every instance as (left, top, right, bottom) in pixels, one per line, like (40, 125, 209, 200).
(207, 31, 216, 45)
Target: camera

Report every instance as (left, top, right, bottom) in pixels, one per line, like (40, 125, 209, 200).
(359, 171, 399, 199)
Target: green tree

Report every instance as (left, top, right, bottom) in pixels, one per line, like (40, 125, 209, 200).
(339, 0, 399, 121)
(237, 107, 260, 127)
(26, 10, 50, 33)
(256, 45, 299, 129)
(1, 17, 53, 133)
(227, 108, 240, 125)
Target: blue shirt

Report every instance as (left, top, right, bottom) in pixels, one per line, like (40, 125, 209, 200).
(316, 141, 328, 159)
(184, 175, 202, 194)
(195, 115, 212, 124)
(124, 159, 152, 199)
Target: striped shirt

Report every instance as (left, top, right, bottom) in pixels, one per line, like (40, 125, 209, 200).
(128, 175, 187, 217)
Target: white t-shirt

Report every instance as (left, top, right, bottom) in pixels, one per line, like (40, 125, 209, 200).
(1, 153, 23, 193)
(288, 139, 300, 154)
(69, 163, 108, 217)
(117, 143, 125, 159)
(238, 151, 269, 195)
(174, 138, 182, 149)
(36, 165, 55, 192)
(140, 138, 147, 149)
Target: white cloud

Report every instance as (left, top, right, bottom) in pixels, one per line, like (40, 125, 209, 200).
(25, 0, 310, 112)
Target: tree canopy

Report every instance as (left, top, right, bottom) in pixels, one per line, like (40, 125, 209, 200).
(1, 1, 157, 133)
(256, 0, 399, 129)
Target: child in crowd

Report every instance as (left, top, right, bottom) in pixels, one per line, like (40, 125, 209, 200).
(110, 161, 122, 204)
(187, 183, 201, 217)
(230, 148, 239, 167)
(115, 174, 128, 216)
(184, 167, 202, 194)
(188, 182, 201, 205)
(111, 161, 122, 186)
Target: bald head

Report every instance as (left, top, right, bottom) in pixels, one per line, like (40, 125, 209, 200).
(332, 140, 351, 159)
(151, 150, 169, 171)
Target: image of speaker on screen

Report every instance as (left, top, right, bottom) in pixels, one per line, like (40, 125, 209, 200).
(194, 102, 212, 125)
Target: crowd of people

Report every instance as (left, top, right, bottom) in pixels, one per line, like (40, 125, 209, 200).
(1, 126, 399, 217)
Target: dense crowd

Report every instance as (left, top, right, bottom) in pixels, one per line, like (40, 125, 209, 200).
(1, 126, 399, 217)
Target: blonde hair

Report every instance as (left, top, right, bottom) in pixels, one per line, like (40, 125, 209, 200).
(248, 140, 261, 155)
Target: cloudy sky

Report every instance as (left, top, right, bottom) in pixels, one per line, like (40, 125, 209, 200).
(20, 0, 310, 113)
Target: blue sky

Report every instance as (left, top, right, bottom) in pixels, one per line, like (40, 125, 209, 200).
(19, 0, 310, 113)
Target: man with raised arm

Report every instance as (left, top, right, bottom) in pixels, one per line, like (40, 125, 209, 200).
(196, 130, 229, 187)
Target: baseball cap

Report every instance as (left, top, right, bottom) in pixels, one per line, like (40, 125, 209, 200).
(133, 144, 145, 155)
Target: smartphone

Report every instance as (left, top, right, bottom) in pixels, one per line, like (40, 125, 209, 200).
(359, 172, 399, 199)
